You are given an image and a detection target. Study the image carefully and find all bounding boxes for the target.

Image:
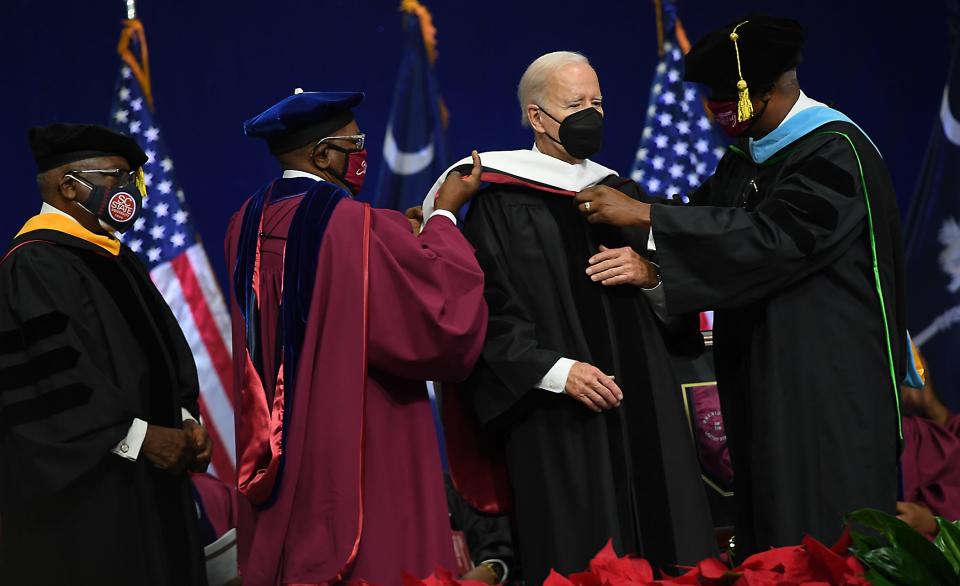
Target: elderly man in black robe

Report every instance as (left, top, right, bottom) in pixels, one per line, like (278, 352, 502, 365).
(425, 51, 716, 582)
(0, 124, 209, 585)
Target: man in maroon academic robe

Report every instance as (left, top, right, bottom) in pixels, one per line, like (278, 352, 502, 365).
(225, 90, 488, 585)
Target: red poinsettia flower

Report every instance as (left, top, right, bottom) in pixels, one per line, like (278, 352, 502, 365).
(587, 539, 656, 585)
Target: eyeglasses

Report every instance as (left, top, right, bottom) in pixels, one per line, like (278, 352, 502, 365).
(66, 168, 137, 187)
(314, 134, 365, 151)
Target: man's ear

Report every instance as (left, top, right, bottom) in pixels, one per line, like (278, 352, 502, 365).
(311, 143, 333, 171)
(527, 105, 546, 133)
(59, 175, 81, 202)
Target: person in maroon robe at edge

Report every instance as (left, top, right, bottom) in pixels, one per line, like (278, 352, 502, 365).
(897, 352, 960, 537)
(224, 90, 488, 585)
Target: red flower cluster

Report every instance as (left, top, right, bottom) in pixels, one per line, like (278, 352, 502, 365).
(394, 531, 871, 586)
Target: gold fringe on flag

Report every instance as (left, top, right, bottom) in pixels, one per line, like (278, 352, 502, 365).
(117, 18, 154, 112)
(400, 0, 438, 64)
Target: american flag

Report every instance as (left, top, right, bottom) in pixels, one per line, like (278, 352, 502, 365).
(630, 4, 726, 204)
(631, 1, 726, 330)
(108, 21, 235, 480)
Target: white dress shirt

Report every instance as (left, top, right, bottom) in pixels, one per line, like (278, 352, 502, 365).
(37, 203, 199, 461)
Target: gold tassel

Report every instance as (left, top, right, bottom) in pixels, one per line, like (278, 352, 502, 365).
(729, 22, 753, 122)
(135, 167, 147, 198)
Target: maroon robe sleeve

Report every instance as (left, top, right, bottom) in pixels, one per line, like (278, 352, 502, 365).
(901, 415, 960, 520)
(362, 209, 487, 383)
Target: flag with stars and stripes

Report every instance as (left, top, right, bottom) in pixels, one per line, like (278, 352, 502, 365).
(108, 19, 235, 480)
(632, 0, 725, 332)
(630, 1, 726, 204)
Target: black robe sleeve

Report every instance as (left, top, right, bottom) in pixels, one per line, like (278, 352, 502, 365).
(463, 190, 563, 420)
(0, 245, 134, 498)
(652, 134, 870, 314)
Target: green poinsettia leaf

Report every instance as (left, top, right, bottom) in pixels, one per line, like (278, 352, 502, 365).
(934, 516, 960, 573)
(847, 508, 958, 583)
(864, 567, 900, 586)
(849, 529, 885, 554)
(861, 546, 940, 586)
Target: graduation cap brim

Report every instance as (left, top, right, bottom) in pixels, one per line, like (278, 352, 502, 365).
(243, 91, 364, 155)
(28, 124, 148, 173)
(684, 13, 804, 96)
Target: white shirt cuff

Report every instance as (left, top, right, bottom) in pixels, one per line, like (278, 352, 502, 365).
(111, 418, 148, 462)
(536, 357, 575, 393)
(111, 410, 198, 462)
(426, 209, 458, 227)
(647, 228, 656, 251)
(642, 281, 669, 321)
(480, 559, 509, 584)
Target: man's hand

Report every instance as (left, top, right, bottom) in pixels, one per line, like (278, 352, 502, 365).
(461, 564, 500, 585)
(564, 362, 622, 412)
(184, 419, 212, 473)
(586, 245, 658, 288)
(142, 424, 195, 473)
(405, 206, 424, 235)
(896, 501, 938, 536)
(435, 150, 483, 216)
(575, 185, 651, 228)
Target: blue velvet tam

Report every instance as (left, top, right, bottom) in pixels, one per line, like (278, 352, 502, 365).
(243, 90, 364, 155)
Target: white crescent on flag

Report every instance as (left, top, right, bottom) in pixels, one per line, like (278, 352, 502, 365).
(941, 85, 960, 146)
(383, 125, 435, 176)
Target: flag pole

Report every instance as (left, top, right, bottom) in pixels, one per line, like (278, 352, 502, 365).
(126, 0, 136, 20)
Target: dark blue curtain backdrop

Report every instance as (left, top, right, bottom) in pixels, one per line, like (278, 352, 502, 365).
(0, 0, 949, 290)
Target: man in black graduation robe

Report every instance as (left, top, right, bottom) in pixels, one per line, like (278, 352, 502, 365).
(439, 51, 715, 582)
(576, 15, 906, 558)
(0, 124, 208, 585)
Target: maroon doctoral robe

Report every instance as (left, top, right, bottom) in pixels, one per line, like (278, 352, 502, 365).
(225, 176, 487, 585)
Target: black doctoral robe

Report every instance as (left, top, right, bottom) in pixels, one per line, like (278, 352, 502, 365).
(650, 120, 906, 557)
(0, 225, 206, 585)
(463, 176, 715, 582)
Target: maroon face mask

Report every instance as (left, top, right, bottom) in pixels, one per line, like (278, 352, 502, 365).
(707, 97, 771, 139)
(327, 147, 368, 196)
(706, 99, 754, 137)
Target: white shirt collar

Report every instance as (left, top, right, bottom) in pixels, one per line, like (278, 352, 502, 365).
(40, 202, 81, 225)
(780, 90, 827, 125)
(282, 169, 324, 181)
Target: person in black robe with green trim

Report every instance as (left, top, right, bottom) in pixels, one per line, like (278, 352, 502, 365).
(576, 14, 906, 559)
(443, 51, 716, 582)
(0, 124, 208, 585)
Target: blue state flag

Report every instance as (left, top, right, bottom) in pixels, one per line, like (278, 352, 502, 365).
(904, 15, 960, 412)
(630, 0, 726, 202)
(372, 2, 448, 212)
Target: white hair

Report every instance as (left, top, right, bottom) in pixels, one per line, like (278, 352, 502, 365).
(518, 51, 590, 127)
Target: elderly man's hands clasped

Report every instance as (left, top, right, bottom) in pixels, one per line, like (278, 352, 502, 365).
(143, 420, 212, 474)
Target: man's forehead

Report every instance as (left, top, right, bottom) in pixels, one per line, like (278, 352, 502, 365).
(547, 63, 600, 96)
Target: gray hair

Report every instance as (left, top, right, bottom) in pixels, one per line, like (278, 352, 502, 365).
(517, 51, 590, 127)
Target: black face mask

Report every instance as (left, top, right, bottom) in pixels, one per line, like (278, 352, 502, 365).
(538, 105, 604, 160)
(67, 175, 144, 233)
